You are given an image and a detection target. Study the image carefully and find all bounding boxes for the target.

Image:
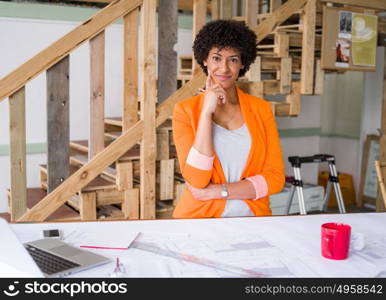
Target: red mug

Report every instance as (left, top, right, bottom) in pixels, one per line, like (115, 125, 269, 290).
(321, 222, 351, 260)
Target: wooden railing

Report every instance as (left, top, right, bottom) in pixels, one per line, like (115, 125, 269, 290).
(2, 0, 313, 222)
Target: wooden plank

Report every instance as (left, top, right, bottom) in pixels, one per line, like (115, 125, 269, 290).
(319, 0, 386, 10)
(156, 130, 170, 160)
(123, 8, 139, 131)
(192, 0, 207, 74)
(254, 0, 308, 43)
(140, 0, 157, 219)
(80, 192, 97, 221)
(237, 81, 264, 98)
(245, 0, 258, 27)
(211, 0, 220, 20)
(96, 189, 124, 205)
(286, 81, 301, 116)
(245, 56, 261, 82)
(47, 56, 70, 193)
(19, 69, 205, 222)
(314, 59, 324, 95)
(122, 188, 140, 219)
(173, 182, 186, 206)
(9, 87, 27, 221)
(89, 31, 105, 159)
(0, 0, 143, 103)
(273, 102, 291, 116)
(263, 80, 280, 95)
(270, 0, 282, 13)
(158, 0, 177, 102)
(159, 159, 175, 200)
(300, 0, 316, 94)
(116, 161, 133, 190)
(220, 0, 233, 19)
(274, 33, 289, 57)
(280, 57, 292, 94)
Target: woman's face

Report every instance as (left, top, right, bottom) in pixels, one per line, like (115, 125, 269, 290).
(203, 47, 244, 90)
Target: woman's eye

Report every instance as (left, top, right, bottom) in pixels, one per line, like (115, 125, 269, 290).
(212, 56, 220, 62)
(230, 58, 239, 63)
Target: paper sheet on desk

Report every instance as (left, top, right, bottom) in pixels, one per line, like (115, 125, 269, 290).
(64, 230, 139, 249)
(130, 232, 298, 277)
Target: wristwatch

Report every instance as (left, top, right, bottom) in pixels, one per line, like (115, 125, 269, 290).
(220, 184, 229, 199)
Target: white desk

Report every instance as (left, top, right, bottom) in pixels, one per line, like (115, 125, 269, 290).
(10, 213, 386, 278)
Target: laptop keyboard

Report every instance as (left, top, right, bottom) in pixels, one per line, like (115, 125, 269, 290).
(25, 244, 80, 275)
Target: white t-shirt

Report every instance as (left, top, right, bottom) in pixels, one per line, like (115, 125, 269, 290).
(212, 122, 254, 217)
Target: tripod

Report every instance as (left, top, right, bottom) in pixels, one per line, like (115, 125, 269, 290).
(286, 154, 346, 215)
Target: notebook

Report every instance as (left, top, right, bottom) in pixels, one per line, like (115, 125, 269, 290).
(0, 218, 110, 277)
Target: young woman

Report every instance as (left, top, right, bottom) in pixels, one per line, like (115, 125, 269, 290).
(172, 20, 285, 218)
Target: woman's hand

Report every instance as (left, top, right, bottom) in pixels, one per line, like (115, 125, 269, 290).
(186, 182, 221, 201)
(201, 70, 226, 116)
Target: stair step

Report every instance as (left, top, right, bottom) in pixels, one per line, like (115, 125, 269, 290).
(70, 140, 89, 153)
(5, 188, 80, 222)
(40, 163, 116, 191)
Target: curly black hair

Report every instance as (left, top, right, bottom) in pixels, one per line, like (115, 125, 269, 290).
(193, 19, 257, 78)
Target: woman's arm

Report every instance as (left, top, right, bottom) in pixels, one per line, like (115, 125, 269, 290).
(186, 180, 256, 201)
(172, 71, 227, 189)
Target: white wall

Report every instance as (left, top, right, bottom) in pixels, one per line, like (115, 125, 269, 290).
(276, 95, 322, 184)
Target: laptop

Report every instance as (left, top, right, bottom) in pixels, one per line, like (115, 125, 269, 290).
(0, 218, 110, 278)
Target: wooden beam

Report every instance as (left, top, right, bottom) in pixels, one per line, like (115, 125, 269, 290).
(140, 0, 157, 219)
(89, 31, 105, 159)
(0, 0, 143, 103)
(245, 0, 258, 27)
(254, 0, 308, 44)
(18, 71, 206, 222)
(211, 0, 220, 20)
(286, 81, 301, 116)
(123, 7, 139, 130)
(9, 87, 27, 221)
(280, 57, 292, 94)
(274, 33, 289, 57)
(314, 59, 324, 95)
(221, 0, 233, 19)
(192, 0, 207, 74)
(158, 0, 178, 102)
(159, 159, 175, 200)
(122, 188, 140, 219)
(80, 192, 97, 221)
(156, 129, 170, 160)
(300, 0, 316, 94)
(320, 0, 386, 10)
(47, 56, 70, 193)
(116, 161, 133, 191)
(245, 56, 261, 82)
(270, 0, 282, 13)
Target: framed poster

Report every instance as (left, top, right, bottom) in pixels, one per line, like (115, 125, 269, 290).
(321, 6, 377, 72)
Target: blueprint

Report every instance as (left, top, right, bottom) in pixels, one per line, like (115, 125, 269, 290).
(131, 232, 296, 278)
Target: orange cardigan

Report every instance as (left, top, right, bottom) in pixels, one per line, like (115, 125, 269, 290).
(172, 86, 285, 218)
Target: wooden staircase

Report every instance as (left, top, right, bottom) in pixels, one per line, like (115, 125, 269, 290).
(5, 0, 382, 223)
